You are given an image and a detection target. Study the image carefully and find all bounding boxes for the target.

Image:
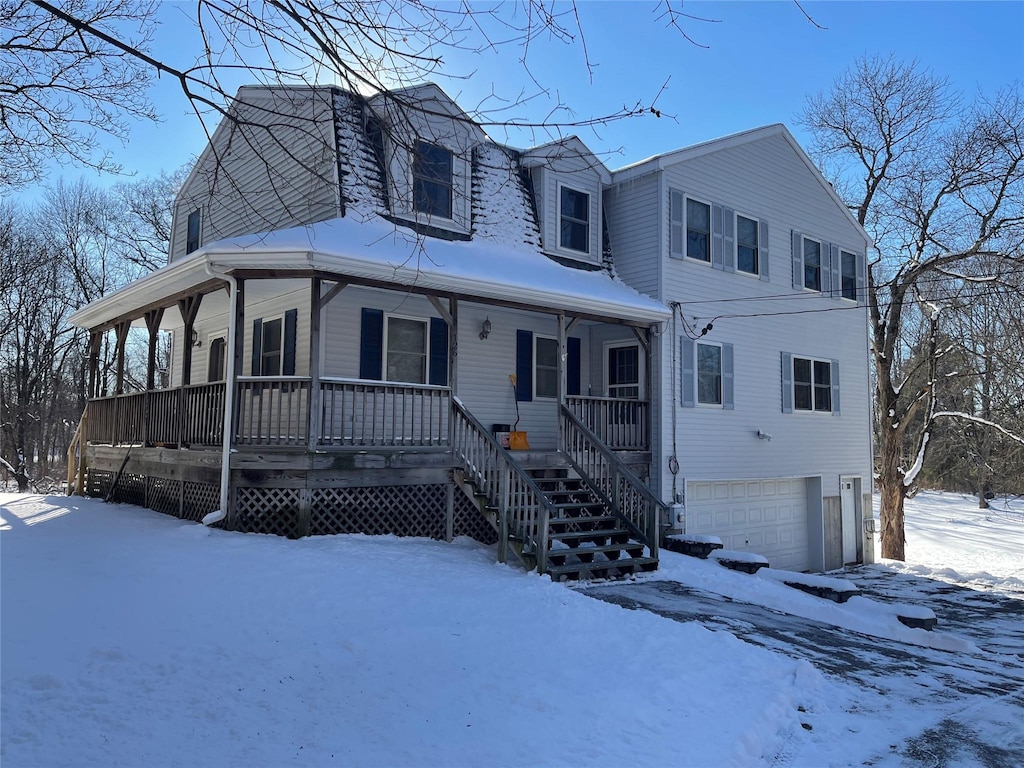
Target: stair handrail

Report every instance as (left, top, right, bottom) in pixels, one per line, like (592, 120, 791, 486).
(561, 404, 666, 559)
(451, 397, 557, 573)
(66, 405, 88, 495)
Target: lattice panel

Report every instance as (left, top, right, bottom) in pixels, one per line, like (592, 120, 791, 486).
(235, 487, 301, 538)
(147, 477, 181, 518)
(311, 484, 445, 538)
(453, 491, 498, 545)
(86, 469, 113, 499)
(182, 481, 220, 524)
(112, 472, 146, 507)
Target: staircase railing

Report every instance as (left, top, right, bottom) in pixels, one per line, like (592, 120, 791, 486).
(66, 405, 87, 495)
(451, 398, 557, 573)
(561, 405, 665, 559)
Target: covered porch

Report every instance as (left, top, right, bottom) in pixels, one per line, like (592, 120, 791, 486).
(68, 219, 670, 574)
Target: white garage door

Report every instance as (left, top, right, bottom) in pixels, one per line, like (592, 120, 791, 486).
(687, 478, 810, 572)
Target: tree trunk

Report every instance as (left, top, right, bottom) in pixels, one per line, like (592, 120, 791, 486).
(876, 402, 908, 561)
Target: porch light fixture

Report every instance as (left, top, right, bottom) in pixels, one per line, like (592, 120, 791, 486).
(479, 317, 492, 340)
(191, 330, 202, 348)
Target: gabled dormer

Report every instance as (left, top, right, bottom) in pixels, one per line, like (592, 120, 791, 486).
(367, 84, 487, 239)
(521, 137, 610, 267)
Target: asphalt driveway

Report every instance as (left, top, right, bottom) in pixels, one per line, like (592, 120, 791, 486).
(582, 568, 1024, 767)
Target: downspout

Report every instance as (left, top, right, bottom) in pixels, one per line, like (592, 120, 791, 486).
(201, 259, 237, 526)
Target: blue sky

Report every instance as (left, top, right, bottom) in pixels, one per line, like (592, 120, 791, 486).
(34, 1, 1024, 188)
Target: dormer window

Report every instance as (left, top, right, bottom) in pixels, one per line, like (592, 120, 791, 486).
(559, 186, 590, 253)
(413, 141, 453, 219)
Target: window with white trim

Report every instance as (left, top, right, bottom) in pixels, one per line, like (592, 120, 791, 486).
(186, 209, 201, 254)
(793, 356, 832, 412)
(412, 141, 453, 219)
(385, 315, 428, 384)
(840, 250, 858, 301)
(736, 214, 760, 275)
(559, 185, 590, 253)
(802, 236, 822, 291)
(534, 335, 559, 399)
(208, 335, 226, 382)
(686, 198, 711, 262)
(697, 342, 722, 405)
(259, 317, 283, 376)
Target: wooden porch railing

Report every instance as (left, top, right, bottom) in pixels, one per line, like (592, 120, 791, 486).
(561, 405, 664, 559)
(566, 396, 649, 450)
(452, 398, 556, 573)
(234, 377, 310, 446)
(319, 378, 450, 448)
(87, 383, 228, 447)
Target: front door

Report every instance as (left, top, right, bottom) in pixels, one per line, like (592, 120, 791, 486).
(841, 477, 858, 564)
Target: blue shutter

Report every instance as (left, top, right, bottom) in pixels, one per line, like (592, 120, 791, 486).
(856, 251, 866, 306)
(251, 318, 263, 375)
(515, 330, 533, 401)
(723, 207, 735, 272)
(567, 336, 581, 396)
(831, 359, 841, 416)
(791, 231, 802, 289)
(359, 308, 384, 380)
(781, 352, 793, 413)
(828, 243, 840, 297)
(711, 204, 725, 270)
(670, 190, 684, 259)
(681, 337, 695, 407)
(428, 317, 448, 386)
(759, 219, 770, 282)
(282, 308, 297, 375)
(722, 343, 734, 410)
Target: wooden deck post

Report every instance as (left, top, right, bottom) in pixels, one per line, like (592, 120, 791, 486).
(557, 311, 566, 453)
(113, 320, 130, 396)
(143, 308, 165, 448)
(177, 294, 203, 387)
(225, 279, 245, 530)
(87, 331, 101, 399)
(307, 277, 322, 451)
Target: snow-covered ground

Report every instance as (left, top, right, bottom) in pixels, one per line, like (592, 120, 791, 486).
(2, 491, 1021, 767)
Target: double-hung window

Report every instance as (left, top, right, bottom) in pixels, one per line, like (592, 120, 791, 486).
(386, 316, 428, 384)
(793, 356, 832, 412)
(534, 336, 559, 399)
(697, 342, 723, 405)
(686, 199, 711, 262)
(208, 336, 227, 382)
(559, 186, 590, 253)
(736, 214, 759, 275)
(840, 250, 858, 301)
(186, 209, 201, 254)
(803, 237, 822, 291)
(412, 141, 453, 219)
(259, 318, 283, 376)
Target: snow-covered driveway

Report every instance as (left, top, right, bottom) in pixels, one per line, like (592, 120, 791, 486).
(585, 569, 1024, 766)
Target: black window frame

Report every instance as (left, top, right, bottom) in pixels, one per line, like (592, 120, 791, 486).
(686, 198, 711, 263)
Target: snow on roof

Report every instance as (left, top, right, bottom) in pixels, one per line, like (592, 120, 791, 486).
(69, 214, 669, 329)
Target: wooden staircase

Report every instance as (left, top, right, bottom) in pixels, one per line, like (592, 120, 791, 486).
(523, 460, 658, 581)
(454, 449, 657, 581)
(451, 399, 663, 582)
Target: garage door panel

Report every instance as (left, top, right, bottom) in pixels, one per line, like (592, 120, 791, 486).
(688, 478, 810, 572)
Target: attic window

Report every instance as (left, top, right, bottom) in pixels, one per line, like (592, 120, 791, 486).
(413, 141, 453, 219)
(186, 209, 201, 254)
(559, 186, 590, 253)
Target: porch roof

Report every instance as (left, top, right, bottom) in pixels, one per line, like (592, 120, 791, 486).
(69, 216, 671, 330)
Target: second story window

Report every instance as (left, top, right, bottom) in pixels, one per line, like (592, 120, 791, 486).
(559, 186, 590, 253)
(186, 209, 201, 254)
(736, 214, 759, 275)
(841, 250, 858, 301)
(686, 199, 711, 262)
(803, 236, 822, 291)
(413, 141, 453, 219)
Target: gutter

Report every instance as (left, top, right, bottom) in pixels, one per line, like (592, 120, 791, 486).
(201, 259, 237, 526)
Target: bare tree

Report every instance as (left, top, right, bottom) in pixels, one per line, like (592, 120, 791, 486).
(0, 0, 158, 188)
(800, 56, 1024, 560)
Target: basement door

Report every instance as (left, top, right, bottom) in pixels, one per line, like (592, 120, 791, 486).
(687, 478, 810, 572)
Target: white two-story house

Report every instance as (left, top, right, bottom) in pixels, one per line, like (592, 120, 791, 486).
(68, 84, 872, 576)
